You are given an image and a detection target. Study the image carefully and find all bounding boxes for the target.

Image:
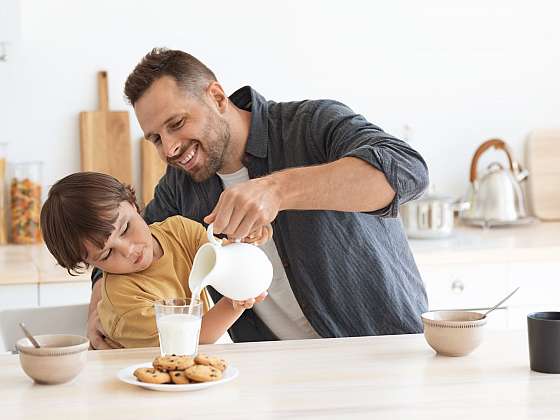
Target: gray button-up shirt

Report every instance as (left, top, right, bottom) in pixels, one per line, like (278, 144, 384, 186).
(95, 86, 429, 342)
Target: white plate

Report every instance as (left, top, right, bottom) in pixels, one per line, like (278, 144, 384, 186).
(117, 362, 239, 392)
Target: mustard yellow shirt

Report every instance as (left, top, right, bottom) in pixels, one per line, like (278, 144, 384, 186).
(98, 216, 210, 348)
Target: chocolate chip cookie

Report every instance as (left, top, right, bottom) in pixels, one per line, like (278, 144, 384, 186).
(133, 367, 171, 384)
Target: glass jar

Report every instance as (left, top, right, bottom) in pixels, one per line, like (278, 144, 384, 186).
(10, 161, 43, 244)
(0, 143, 7, 244)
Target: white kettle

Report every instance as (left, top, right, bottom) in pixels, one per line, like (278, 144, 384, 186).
(461, 138, 532, 226)
(188, 224, 273, 301)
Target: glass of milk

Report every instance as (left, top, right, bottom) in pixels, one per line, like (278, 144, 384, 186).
(154, 298, 202, 356)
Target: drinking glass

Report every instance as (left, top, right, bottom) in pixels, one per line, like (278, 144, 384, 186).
(154, 298, 202, 356)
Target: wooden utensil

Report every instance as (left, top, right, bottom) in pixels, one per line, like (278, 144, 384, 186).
(526, 129, 560, 220)
(79, 71, 132, 185)
(141, 138, 166, 206)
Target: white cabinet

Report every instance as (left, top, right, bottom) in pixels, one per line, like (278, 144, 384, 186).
(420, 263, 508, 311)
(485, 308, 508, 330)
(0, 284, 37, 309)
(0, 0, 20, 42)
(507, 262, 560, 306)
(38, 282, 91, 307)
(418, 259, 560, 331)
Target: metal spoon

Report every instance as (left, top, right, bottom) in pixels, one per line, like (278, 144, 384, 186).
(19, 322, 40, 348)
(483, 287, 520, 318)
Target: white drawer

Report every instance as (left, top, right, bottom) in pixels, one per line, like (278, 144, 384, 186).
(419, 263, 508, 310)
(485, 308, 508, 331)
(38, 282, 91, 307)
(508, 262, 560, 306)
(0, 284, 38, 309)
(507, 305, 560, 330)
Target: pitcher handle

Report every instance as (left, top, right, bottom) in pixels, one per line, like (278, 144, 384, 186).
(206, 223, 223, 246)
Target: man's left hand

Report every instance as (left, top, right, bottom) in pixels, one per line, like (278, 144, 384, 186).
(204, 177, 281, 240)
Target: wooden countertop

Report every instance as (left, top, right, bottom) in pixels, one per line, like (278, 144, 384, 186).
(1, 331, 558, 419)
(0, 244, 91, 285)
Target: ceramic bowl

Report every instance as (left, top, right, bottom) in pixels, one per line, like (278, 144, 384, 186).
(421, 310, 486, 357)
(16, 334, 89, 384)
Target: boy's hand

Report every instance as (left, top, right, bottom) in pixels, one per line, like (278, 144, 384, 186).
(231, 291, 268, 311)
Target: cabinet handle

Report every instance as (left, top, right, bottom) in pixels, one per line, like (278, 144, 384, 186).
(451, 279, 464, 294)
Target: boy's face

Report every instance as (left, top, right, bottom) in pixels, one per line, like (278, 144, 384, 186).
(83, 201, 156, 274)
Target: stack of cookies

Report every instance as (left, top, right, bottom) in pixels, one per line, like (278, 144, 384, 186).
(133, 354, 227, 385)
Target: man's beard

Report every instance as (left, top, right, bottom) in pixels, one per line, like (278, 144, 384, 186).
(167, 111, 231, 182)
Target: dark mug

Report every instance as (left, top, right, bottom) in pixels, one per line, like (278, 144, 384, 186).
(528, 312, 560, 373)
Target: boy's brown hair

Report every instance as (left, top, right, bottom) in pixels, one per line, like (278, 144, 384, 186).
(40, 172, 139, 275)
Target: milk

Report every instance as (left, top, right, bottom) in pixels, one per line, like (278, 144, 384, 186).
(188, 286, 203, 315)
(157, 314, 201, 356)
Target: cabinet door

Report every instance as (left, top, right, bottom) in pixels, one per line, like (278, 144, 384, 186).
(485, 308, 508, 330)
(419, 263, 508, 311)
(38, 282, 91, 307)
(0, 284, 38, 309)
(508, 262, 560, 306)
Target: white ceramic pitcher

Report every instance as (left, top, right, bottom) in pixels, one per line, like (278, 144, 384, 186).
(188, 223, 273, 301)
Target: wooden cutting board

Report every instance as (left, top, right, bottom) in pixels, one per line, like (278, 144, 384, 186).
(141, 138, 167, 207)
(526, 128, 560, 220)
(79, 71, 132, 185)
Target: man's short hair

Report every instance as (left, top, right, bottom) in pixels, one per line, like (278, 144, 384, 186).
(124, 48, 217, 105)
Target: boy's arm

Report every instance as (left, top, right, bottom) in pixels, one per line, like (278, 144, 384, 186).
(199, 293, 268, 344)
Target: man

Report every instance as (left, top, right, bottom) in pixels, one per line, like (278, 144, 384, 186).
(88, 47, 429, 348)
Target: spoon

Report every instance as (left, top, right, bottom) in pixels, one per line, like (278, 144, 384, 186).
(483, 287, 520, 318)
(19, 322, 40, 348)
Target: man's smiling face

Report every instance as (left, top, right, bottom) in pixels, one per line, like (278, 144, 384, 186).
(134, 76, 231, 182)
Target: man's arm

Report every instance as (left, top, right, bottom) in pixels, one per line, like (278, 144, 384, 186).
(87, 279, 116, 349)
(206, 157, 395, 238)
(206, 101, 429, 238)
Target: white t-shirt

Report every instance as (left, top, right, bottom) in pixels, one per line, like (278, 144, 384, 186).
(217, 167, 320, 340)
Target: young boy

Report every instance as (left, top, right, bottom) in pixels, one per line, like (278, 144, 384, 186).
(40, 172, 267, 348)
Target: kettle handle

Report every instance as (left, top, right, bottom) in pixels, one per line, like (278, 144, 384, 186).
(469, 138, 517, 183)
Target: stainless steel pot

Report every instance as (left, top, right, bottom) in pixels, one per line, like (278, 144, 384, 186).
(400, 192, 469, 239)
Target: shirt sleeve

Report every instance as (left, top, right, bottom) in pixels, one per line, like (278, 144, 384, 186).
(107, 306, 159, 348)
(309, 101, 429, 217)
(142, 166, 181, 225)
(97, 279, 160, 348)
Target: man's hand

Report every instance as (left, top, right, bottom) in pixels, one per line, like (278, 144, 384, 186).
(204, 177, 281, 240)
(87, 310, 113, 350)
(87, 280, 121, 350)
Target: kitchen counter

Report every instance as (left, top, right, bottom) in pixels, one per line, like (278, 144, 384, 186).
(1, 220, 559, 285)
(0, 244, 91, 285)
(409, 220, 560, 265)
(1, 331, 558, 419)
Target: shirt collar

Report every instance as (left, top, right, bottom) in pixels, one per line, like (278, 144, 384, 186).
(229, 86, 268, 159)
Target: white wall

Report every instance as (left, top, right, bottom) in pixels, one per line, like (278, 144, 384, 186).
(1, 0, 559, 202)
